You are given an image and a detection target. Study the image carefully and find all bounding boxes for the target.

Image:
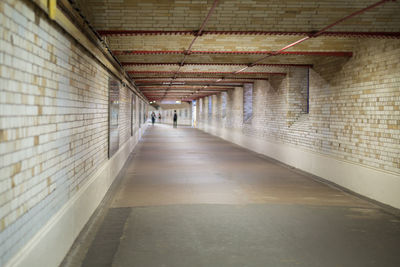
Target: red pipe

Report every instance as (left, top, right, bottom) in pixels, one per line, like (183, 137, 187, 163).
(145, 93, 228, 96)
(143, 90, 232, 92)
(140, 86, 233, 90)
(235, 0, 392, 73)
(313, 0, 393, 37)
(190, 51, 352, 56)
(178, 0, 219, 74)
(150, 99, 197, 101)
(249, 37, 310, 66)
(144, 92, 230, 94)
(135, 78, 257, 81)
(197, 0, 219, 36)
(145, 93, 201, 95)
(128, 71, 286, 75)
(115, 50, 352, 56)
(113, 50, 182, 55)
(144, 90, 231, 92)
(98, 30, 193, 35)
(122, 62, 313, 67)
(98, 30, 400, 39)
(280, 0, 393, 49)
(134, 78, 264, 82)
(145, 91, 227, 97)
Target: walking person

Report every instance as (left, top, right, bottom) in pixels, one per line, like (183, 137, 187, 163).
(158, 113, 161, 123)
(151, 111, 156, 125)
(173, 110, 178, 128)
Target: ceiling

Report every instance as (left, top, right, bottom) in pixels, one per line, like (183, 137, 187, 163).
(75, 0, 400, 102)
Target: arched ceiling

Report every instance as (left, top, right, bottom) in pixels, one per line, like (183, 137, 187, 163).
(76, 0, 400, 102)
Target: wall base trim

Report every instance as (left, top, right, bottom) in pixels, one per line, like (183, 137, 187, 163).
(5, 125, 148, 267)
(199, 124, 400, 210)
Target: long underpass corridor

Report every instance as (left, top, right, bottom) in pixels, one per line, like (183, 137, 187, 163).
(62, 125, 400, 267)
(2, 0, 400, 266)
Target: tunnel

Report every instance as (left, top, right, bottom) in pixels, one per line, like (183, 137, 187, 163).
(0, 0, 400, 266)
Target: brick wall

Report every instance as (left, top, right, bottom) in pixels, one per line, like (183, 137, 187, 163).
(310, 39, 400, 173)
(84, 0, 400, 32)
(197, 39, 400, 176)
(0, 0, 147, 265)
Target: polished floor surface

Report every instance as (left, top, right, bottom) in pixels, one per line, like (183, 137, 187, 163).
(62, 124, 400, 267)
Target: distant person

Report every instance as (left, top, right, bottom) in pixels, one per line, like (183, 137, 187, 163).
(173, 110, 178, 128)
(151, 111, 156, 125)
(158, 113, 161, 123)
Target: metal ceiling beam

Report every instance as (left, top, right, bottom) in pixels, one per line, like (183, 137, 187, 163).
(147, 94, 213, 99)
(134, 79, 263, 94)
(144, 90, 229, 96)
(145, 94, 225, 97)
(148, 98, 196, 101)
(145, 93, 200, 95)
(122, 62, 313, 67)
(114, 50, 353, 56)
(140, 87, 233, 90)
(138, 84, 247, 88)
(142, 89, 232, 92)
(138, 84, 245, 87)
(128, 71, 286, 75)
(144, 92, 228, 95)
(99, 30, 400, 39)
(138, 84, 246, 88)
(142, 90, 234, 94)
(133, 78, 266, 82)
(134, 80, 261, 87)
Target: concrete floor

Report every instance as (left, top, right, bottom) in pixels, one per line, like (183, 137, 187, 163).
(62, 124, 400, 267)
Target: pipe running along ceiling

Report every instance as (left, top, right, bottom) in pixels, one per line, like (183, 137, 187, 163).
(74, 0, 399, 102)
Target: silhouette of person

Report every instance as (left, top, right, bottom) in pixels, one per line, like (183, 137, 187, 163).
(173, 110, 178, 128)
(151, 111, 156, 125)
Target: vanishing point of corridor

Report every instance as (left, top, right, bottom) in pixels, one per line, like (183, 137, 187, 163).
(62, 125, 400, 267)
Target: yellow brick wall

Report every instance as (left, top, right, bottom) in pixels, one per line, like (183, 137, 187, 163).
(197, 39, 400, 174)
(82, 0, 400, 32)
(310, 39, 400, 172)
(0, 0, 148, 264)
(108, 35, 356, 52)
(118, 53, 322, 65)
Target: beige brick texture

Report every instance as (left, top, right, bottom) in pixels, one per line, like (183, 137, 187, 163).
(108, 35, 356, 52)
(197, 39, 400, 175)
(0, 0, 148, 265)
(83, 0, 400, 32)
